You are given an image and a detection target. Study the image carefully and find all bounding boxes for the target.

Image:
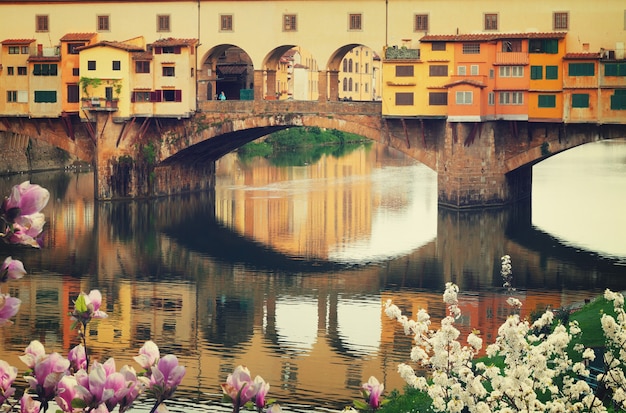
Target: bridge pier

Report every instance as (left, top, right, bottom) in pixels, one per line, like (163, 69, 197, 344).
(436, 121, 532, 208)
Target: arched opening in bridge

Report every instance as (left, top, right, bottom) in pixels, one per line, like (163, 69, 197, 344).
(199, 44, 254, 101)
(263, 45, 319, 101)
(326, 43, 381, 102)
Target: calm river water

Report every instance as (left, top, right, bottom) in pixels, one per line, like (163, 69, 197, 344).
(0, 139, 625, 412)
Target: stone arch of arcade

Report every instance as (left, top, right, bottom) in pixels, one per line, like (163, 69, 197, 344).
(198, 42, 379, 103)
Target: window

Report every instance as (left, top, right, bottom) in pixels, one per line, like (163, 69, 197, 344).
(457, 66, 466, 76)
(502, 40, 522, 52)
(572, 93, 589, 108)
(283, 14, 297, 31)
(553, 12, 569, 30)
(72, 68, 79, 76)
(8, 46, 19, 54)
(157, 15, 170, 32)
(36, 15, 49, 32)
(136, 61, 150, 73)
(462, 44, 480, 54)
(470, 65, 479, 75)
(396, 65, 414, 77)
(17, 67, 27, 76)
(415, 14, 428, 31)
(161, 89, 182, 102)
(132, 91, 152, 102)
(488, 92, 495, 105)
(568, 63, 594, 76)
(97, 15, 110, 31)
(365, 63, 369, 74)
(7, 91, 17, 102)
(220, 14, 233, 31)
(21, 46, 29, 54)
(162, 66, 175, 77)
(432, 42, 446, 51)
(538, 94, 556, 108)
(429, 65, 448, 76)
(67, 84, 79, 103)
(610, 90, 626, 110)
(88, 61, 96, 71)
(349, 14, 362, 30)
(342, 78, 347, 92)
(429, 92, 447, 106)
(484, 13, 498, 30)
(112, 61, 121, 71)
(605, 63, 626, 76)
(395, 92, 414, 106)
(34, 91, 57, 103)
(529, 39, 558, 54)
(7, 67, 14, 76)
(456, 91, 472, 105)
(67, 43, 85, 55)
(33, 64, 58, 76)
(499, 66, 524, 78)
(546, 66, 558, 79)
(499, 92, 523, 105)
(158, 46, 180, 54)
(530, 66, 543, 80)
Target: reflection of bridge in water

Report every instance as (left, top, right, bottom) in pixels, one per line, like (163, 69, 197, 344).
(2, 172, 625, 410)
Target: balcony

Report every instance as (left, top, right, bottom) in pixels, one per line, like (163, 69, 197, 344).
(385, 47, 420, 60)
(81, 97, 118, 111)
(495, 52, 529, 66)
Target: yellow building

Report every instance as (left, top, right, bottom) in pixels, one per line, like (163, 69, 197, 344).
(339, 46, 381, 102)
(0, 39, 35, 116)
(60, 33, 98, 115)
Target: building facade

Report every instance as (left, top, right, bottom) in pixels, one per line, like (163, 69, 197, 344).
(0, 0, 625, 123)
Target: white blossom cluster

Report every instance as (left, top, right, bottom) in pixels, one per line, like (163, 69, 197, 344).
(383, 257, 626, 413)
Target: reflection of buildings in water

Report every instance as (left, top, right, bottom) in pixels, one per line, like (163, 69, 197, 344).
(214, 144, 431, 262)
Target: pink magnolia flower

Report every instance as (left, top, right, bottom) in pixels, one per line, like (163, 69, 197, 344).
(0, 359, 18, 405)
(74, 360, 115, 410)
(19, 340, 46, 369)
(148, 354, 186, 406)
(68, 344, 87, 372)
(3, 181, 50, 216)
(1, 181, 49, 248)
(133, 340, 160, 370)
(55, 375, 80, 413)
(71, 290, 108, 329)
(266, 404, 283, 413)
(114, 365, 146, 413)
(362, 376, 384, 410)
(20, 393, 41, 413)
(0, 294, 21, 326)
(0, 257, 26, 282)
(254, 375, 270, 410)
(25, 351, 70, 400)
(221, 365, 258, 412)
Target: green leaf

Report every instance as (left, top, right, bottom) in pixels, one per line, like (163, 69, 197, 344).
(71, 398, 87, 409)
(353, 399, 368, 410)
(74, 294, 88, 313)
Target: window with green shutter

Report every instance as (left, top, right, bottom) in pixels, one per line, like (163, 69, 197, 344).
(568, 63, 594, 76)
(572, 93, 589, 108)
(605, 63, 626, 76)
(34, 90, 57, 103)
(546, 66, 558, 79)
(530, 66, 543, 80)
(538, 94, 556, 108)
(611, 90, 626, 110)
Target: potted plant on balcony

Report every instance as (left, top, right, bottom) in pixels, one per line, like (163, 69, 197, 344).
(79, 77, 103, 107)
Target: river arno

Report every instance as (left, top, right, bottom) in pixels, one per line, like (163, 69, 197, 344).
(0, 140, 625, 412)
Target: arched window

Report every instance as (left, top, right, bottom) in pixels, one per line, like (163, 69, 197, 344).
(349, 59, 353, 73)
(343, 78, 348, 91)
(343, 59, 348, 72)
(349, 78, 353, 91)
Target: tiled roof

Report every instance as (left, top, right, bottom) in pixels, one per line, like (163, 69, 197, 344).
(444, 79, 487, 88)
(563, 52, 602, 60)
(1, 38, 35, 45)
(421, 32, 567, 42)
(150, 38, 197, 47)
(60, 33, 97, 42)
(78, 40, 145, 52)
(132, 51, 153, 60)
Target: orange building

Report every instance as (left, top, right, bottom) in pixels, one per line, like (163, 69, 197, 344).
(562, 53, 601, 123)
(527, 33, 567, 122)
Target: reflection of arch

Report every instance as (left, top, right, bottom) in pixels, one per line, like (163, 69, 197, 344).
(274, 297, 318, 352)
(336, 297, 381, 356)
